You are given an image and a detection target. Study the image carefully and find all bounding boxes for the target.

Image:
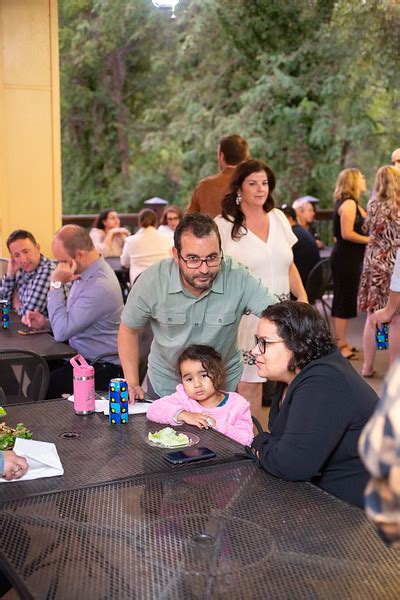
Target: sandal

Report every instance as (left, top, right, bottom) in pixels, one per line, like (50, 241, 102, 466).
(339, 345, 356, 360)
(361, 369, 376, 378)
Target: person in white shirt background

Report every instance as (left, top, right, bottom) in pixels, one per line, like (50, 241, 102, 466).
(89, 209, 130, 257)
(121, 209, 171, 284)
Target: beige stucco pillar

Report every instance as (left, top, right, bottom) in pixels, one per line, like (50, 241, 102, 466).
(0, 0, 61, 258)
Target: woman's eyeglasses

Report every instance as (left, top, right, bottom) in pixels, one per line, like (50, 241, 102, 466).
(254, 335, 284, 354)
(178, 253, 223, 269)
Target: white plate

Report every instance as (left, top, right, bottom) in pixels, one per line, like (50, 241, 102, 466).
(146, 432, 200, 449)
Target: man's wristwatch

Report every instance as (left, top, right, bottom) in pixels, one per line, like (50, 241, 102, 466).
(50, 281, 62, 290)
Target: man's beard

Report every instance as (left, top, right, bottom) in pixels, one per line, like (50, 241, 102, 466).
(179, 267, 218, 291)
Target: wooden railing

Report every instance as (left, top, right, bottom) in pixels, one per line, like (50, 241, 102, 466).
(62, 208, 334, 244)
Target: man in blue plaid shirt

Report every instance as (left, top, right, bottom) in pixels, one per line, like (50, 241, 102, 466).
(0, 230, 53, 318)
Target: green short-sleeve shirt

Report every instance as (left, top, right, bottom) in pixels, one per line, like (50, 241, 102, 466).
(121, 257, 278, 396)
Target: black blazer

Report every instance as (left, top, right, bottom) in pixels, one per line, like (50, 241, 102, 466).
(252, 348, 378, 507)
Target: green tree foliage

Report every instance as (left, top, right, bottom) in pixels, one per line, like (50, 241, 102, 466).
(59, 0, 400, 213)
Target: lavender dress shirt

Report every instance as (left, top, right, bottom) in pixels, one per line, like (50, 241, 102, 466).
(47, 257, 123, 361)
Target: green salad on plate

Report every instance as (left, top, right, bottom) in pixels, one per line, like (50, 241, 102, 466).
(148, 427, 189, 447)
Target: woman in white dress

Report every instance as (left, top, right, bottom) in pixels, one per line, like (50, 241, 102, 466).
(215, 159, 307, 421)
(90, 209, 130, 257)
(158, 205, 183, 245)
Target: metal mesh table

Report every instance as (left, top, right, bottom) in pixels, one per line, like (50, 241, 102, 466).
(0, 313, 75, 361)
(0, 400, 245, 503)
(0, 461, 398, 600)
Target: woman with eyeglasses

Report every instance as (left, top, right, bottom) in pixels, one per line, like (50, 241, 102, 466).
(158, 205, 183, 244)
(214, 159, 307, 421)
(250, 301, 378, 507)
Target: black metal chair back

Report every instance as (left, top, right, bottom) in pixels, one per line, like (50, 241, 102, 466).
(305, 258, 333, 325)
(0, 350, 49, 404)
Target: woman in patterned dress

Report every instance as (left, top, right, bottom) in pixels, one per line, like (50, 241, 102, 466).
(214, 159, 307, 422)
(358, 166, 400, 376)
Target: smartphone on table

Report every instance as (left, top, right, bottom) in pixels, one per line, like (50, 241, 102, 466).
(18, 329, 51, 335)
(163, 447, 216, 465)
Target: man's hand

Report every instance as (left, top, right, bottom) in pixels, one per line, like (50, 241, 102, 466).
(128, 383, 145, 403)
(6, 257, 18, 278)
(371, 308, 395, 329)
(22, 310, 49, 330)
(52, 260, 79, 285)
(2, 450, 28, 480)
(177, 411, 216, 429)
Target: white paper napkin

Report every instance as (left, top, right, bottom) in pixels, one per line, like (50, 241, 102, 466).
(0, 438, 64, 483)
(68, 395, 148, 415)
(102, 401, 148, 415)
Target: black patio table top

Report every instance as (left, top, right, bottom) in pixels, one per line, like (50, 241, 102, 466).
(0, 399, 245, 504)
(0, 313, 75, 361)
(0, 460, 398, 600)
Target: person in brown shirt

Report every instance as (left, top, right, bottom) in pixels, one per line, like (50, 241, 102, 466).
(186, 134, 250, 218)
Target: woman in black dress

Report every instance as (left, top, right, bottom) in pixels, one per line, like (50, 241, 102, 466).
(330, 168, 369, 359)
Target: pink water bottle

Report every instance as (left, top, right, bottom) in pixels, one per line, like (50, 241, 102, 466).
(70, 355, 95, 415)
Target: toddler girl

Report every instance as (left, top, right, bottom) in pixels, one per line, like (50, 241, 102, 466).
(146, 344, 253, 445)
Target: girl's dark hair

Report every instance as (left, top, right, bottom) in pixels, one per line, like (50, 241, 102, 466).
(93, 209, 115, 230)
(177, 345, 225, 392)
(222, 159, 276, 240)
(261, 301, 335, 372)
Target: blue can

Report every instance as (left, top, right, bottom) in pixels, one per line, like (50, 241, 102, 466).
(109, 378, 129, 424)
(0, 300, 9, 329)
(375, 323, 389, 350)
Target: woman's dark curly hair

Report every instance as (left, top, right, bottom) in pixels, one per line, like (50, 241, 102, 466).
(261, 301, 335, 372)
(177, 345, 225, 392)
(222, 159, 276, 240)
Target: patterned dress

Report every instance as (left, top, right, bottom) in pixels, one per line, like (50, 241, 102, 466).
(358, 195, 400, 312)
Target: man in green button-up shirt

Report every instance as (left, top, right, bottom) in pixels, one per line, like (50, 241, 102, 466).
(118, 214, 278, 400)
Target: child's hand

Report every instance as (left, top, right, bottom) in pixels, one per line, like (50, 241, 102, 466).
(178, 411, 216, 429)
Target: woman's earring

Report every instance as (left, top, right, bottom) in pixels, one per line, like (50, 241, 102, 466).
(236, 190, 242, 206)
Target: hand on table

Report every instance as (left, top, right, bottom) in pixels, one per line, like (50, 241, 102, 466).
(128, 383, 145, 403)
(52, 260, 80, 285)
(177, 411, 216, 429)
(22, 310, 49, 330)
(2, 450, 28, 480)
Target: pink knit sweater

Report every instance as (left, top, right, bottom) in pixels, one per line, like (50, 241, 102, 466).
(146, 384, 253, 446)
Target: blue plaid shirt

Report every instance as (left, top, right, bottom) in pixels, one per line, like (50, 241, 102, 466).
(0, 255, 53, 317)
(359, 358, 400, 549)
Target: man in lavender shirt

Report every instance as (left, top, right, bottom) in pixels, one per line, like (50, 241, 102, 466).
(26, 225, 123, 397)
